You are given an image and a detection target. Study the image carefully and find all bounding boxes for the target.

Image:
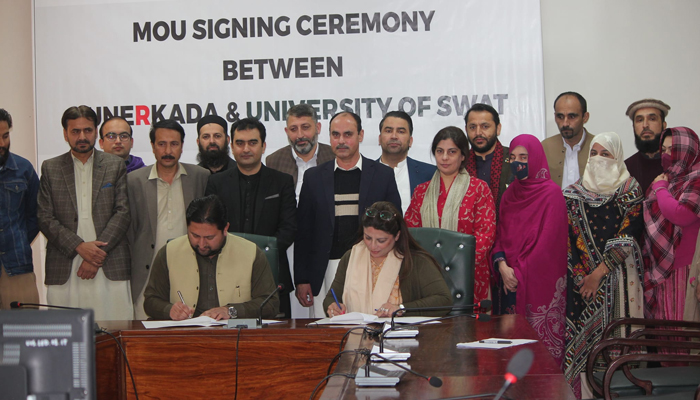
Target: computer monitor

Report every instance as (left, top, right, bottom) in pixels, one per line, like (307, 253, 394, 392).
(0, 309, 96, 400)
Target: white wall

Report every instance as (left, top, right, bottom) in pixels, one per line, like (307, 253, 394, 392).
(1, 0, 699, 299)
(541, 0, 700, 159)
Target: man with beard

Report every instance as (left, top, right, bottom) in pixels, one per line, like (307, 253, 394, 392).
(37, 105, 132, 320)
(98, 116, 145, 173)
(143, 195, 278, 320)
(542, 92, 595, 188)
(127, 119, 209, 319)
(196, 115, 236, 174)
(464, 104, 512, 216)
(266, 104, 335, 202)
(206, 118, 296, 318)
(624, 98, 670, 194)
(0, 109, 40, 309)
(378, 111, 435, 214)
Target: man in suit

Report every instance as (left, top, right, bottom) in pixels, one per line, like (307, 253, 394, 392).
(196, 115, 236, 174)
(377, 111, 435, 214)
(266, 103, 335, 203)
(37, 105, 133, 320)
(127, 119, 210, 319)
(205, 118, 296, 317)
(464, 104, 512, 216)
(541, 92, 595, 188)
(295, 111, 401, 317)
(98, 116, 145, 173)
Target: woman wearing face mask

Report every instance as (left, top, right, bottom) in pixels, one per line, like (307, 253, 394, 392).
(404, 127, 496, 304)
(643, 127, 700, 323)
(562, 132, 644, 398)
(324, 201, 452, 318)
(491, 134, 568, 365)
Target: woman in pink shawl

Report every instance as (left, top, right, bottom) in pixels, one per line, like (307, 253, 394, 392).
(643, 127, 700, 322)
(491, 134, 568, 365)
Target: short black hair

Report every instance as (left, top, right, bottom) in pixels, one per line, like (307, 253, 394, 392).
(231, 118, 266, 143)
(186, 195, 228, 231)
(0, 109, 12, 129)
(149, 119, 185, 144)
(554, 92, 587, 114)
(99, 116, 133, 140)
(464, 103, 500, 126)
(61, 105, 97, 130)
(431, 126, 470, 170)
(379, 111, 413, 136)
(330, 111, 362, 133)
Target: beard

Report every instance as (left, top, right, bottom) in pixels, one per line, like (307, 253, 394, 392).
(289, 134, 318, 155)
(197, 142, 231, 168)
(71, 140, 94, 154)
(0, 141, 9, 166)
(634, 132, 662, 154)
(468, 134, 498, 154)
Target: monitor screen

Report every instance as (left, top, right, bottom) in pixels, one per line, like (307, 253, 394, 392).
(0, 309, 96, 400)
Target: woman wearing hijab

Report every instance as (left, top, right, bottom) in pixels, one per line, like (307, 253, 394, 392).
(404, 127, 496, 304)
(643, 127, 700, 323)
(491, 134, 568, 365)
(324, 201, 452, 318)
(562, 132, 644, 398)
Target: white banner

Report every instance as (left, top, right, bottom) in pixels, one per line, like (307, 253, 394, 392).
(35, 0, 545, 166)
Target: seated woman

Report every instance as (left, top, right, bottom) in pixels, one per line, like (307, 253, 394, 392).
(562, 132, 644, 398)
(491, 134, 568, 366)
(324, 201, 452, 318)
(644, 127, 700, 322)
(404, 126, 496, 304)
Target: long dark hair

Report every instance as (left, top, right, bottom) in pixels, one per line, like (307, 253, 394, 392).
(431, 126, 470, 170)
(357, 201, 441, 279)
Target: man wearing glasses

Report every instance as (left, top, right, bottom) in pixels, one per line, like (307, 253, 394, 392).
(99, 116, 145, 173)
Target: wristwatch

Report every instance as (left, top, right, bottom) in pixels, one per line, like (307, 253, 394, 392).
(228, 306, 238, 319)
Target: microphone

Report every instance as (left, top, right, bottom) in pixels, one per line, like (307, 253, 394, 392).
(389, 300, 492, 329)
(380, 308, 490, 352)
(258, 283, 284, 327)
(492, 348, 534, 400)
(356, 352, 443, 388)
(10, 301, 81, 310)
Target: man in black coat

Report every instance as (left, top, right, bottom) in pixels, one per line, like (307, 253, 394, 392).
(205, 118, 296, 317)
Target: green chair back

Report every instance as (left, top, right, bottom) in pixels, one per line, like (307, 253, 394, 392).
(230, 233, 279, 285)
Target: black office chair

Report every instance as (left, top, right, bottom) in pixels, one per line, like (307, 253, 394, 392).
(408, 227, 476, 314)
(230, 232, 279, 285)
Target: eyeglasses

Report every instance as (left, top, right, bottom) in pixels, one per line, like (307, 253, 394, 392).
(104, 132, 131, 142)
(365, 208, 396, 222)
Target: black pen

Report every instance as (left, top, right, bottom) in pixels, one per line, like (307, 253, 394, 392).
(479, 339, 512, 344)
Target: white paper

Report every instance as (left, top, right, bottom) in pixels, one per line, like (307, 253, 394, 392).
(456, 338, 537, 349)
(141, 316, 228, 329)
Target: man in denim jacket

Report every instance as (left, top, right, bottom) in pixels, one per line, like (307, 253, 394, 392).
(0, 108, 40, 309)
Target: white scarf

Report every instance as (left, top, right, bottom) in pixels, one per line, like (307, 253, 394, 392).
(343, 242, 403, 314)
(581, 132, 631, 195)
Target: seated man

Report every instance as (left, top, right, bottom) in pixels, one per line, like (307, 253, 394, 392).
(144, 194, 279, 320)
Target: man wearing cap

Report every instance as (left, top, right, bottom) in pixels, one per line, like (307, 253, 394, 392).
(624, 99, 670, 194)
(196, 115, 237, 174)
(127, 119, 209, 319)
(99, 116, 145, 173)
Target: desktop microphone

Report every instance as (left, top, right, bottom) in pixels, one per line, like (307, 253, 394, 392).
(379, 303, 491, 352)
(10, 301, 81, 310)
(360, 352, 443, 388)
(258, 283, 284, 327)
(492, 348, 534, 400)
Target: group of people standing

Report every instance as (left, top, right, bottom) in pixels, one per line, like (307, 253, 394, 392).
(1, 91, 699, 399)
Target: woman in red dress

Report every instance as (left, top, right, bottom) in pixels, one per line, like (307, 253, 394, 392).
(405, 126, 496, 303)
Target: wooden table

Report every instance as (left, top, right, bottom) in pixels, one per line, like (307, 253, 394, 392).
(320, 314, 576, 400)
(95, 319, 348, 400)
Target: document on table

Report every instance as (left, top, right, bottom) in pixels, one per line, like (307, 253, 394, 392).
(456, 338, 537, 349)
(142, 316, 228, 329)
